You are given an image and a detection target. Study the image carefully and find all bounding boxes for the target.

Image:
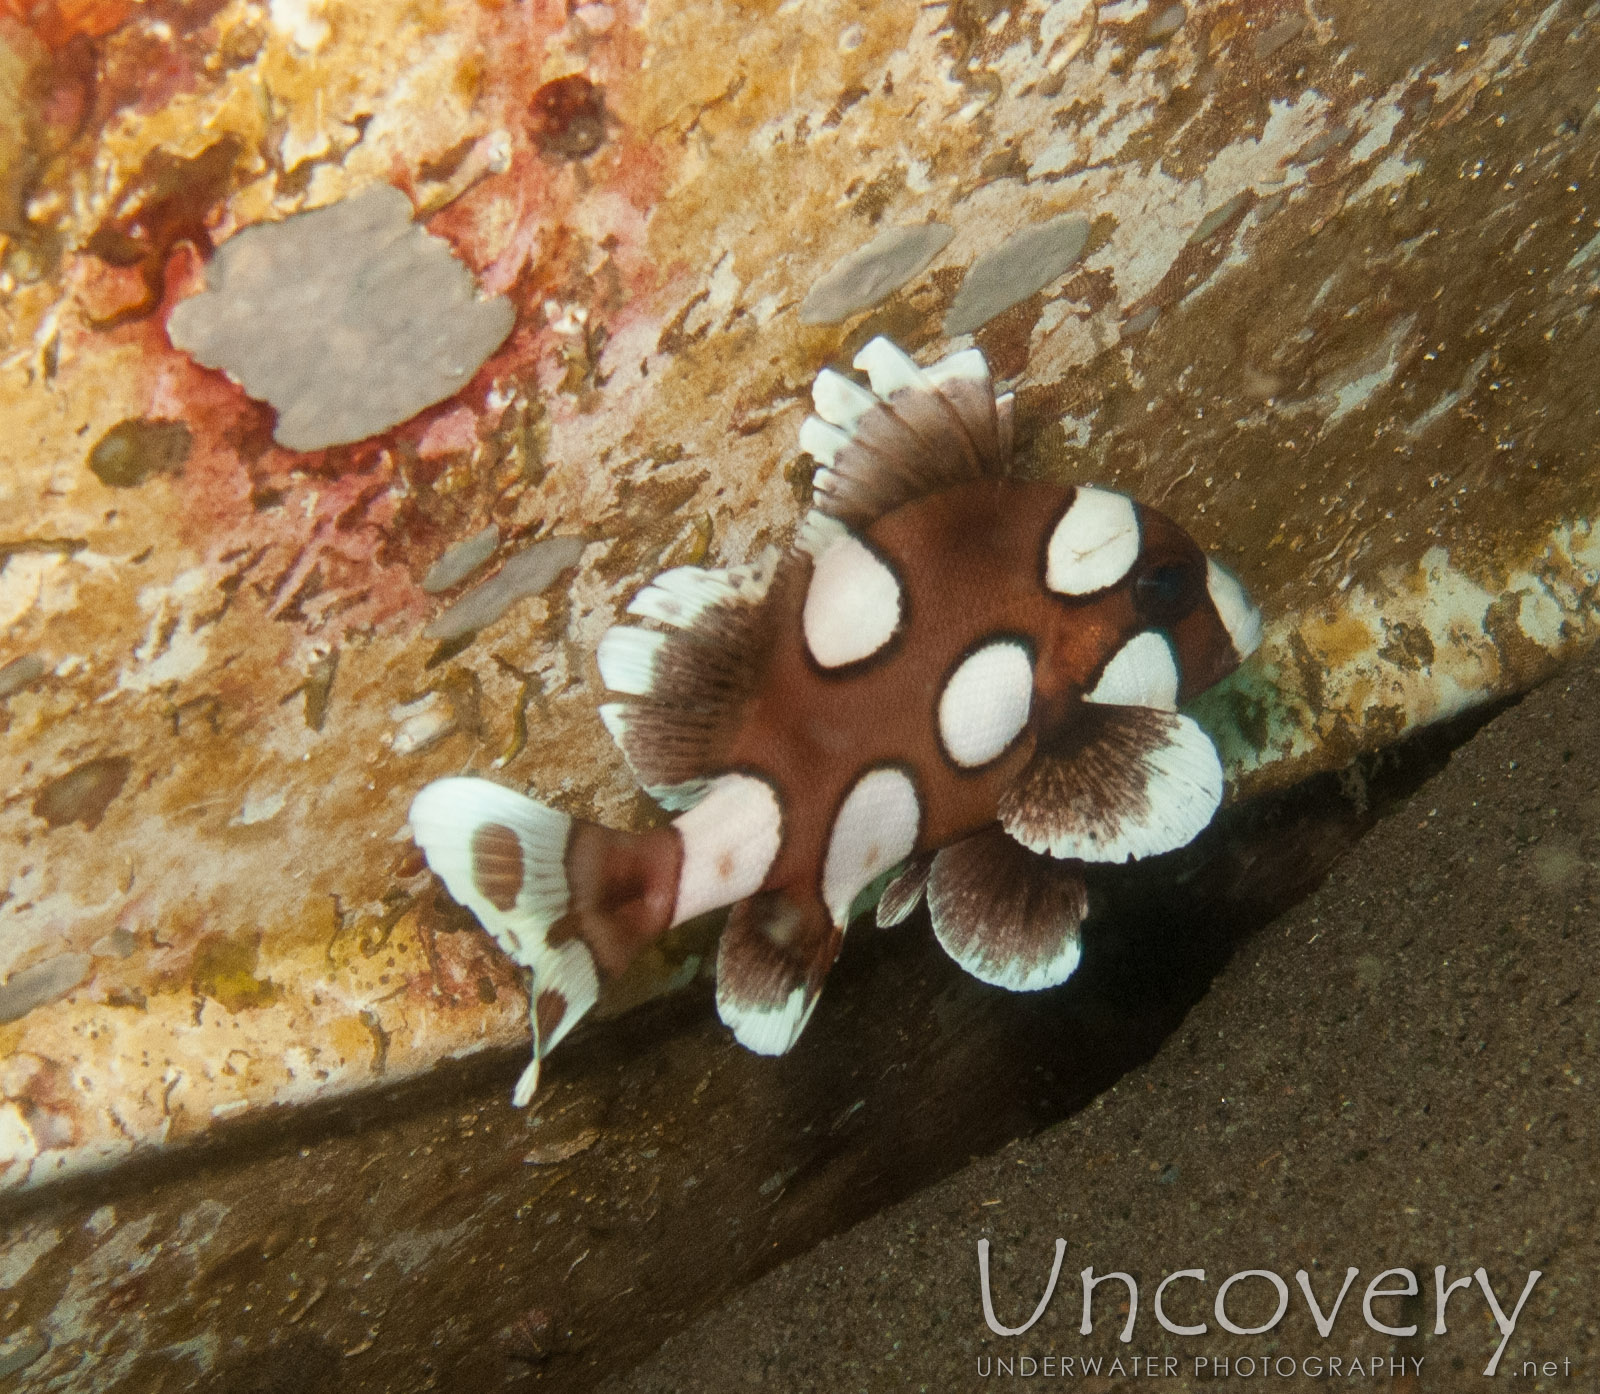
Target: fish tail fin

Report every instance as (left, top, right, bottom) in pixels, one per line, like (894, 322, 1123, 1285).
(409, 777, 681, 1103)
(597, 548, 785, 808)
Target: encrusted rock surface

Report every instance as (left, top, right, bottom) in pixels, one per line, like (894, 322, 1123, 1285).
(0, 0, 1596, 1195)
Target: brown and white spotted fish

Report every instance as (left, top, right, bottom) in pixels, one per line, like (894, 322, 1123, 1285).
(409, 338, 1262, 1104)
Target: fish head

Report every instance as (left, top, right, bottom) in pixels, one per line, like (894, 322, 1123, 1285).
(1123, 502, 1263, 704)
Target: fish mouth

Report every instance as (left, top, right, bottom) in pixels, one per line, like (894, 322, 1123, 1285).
(1204, 556, 1264, 662)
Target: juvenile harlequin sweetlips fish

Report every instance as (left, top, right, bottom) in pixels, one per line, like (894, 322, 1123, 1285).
(410, 338, 1262, 1104)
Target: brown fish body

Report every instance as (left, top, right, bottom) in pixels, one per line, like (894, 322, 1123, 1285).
(409, 338, 1263, 1099)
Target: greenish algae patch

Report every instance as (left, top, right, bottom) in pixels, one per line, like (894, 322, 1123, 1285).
(86, 419, 192, 488)
(191, 934, 279, 1014)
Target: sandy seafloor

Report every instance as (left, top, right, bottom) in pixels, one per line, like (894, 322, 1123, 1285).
(609, 644, 1599, 1392)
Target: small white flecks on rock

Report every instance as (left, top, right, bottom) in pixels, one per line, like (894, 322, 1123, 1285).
(0, 655, 45, 700)
(0, 1105, 38, 1167)
(1086, 630, 1180, 710)
(822, 767, 920, 926)
(423, 536, 585, 641)
(167, 185, 515, 452)
(389, 693, 457, 756)
(799, 223, 954, 325)
(943, 213, 1091, 336)
(1045, 486, 1140, 595)
(232, 789, 288, 827)
(1189, 190, 1249, 244)
(938, 640, 1034, 768)
(803, 534, 903, 669)
(671, 775, 783, 924)
(1121, 305, 1161, 337)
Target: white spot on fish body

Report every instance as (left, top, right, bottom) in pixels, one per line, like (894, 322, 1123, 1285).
(671, 775, 783, 924)
(1086, 631, 1180, 709)
(822, 767, 920, 926)
(1205, 558, 1263, 661)
(803, 534, 903, 668)
(938, 641, 1034, 768)
(1045, 487, 1140, 595)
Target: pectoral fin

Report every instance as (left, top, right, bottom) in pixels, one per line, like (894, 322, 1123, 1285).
(998, 706, 1223, 864)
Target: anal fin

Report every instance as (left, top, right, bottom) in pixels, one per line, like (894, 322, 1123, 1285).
(927, 826, 1088, 991)
(715, 891, 840, 1056)
(998, 706, 1223, 864)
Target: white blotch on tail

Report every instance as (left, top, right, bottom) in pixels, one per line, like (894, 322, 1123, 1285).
(1086, 630, 1180, 710)
(822, 766, 920, 926)
(1205, 557, 1263, 660)
(671, 774, 783, 924)
(803, 533, 904, 668)
(596, 626, 667, 696)
(1045, 487, 1140, 595)
(408, 777, 597, 1105)
(938, 640, 1034, 767)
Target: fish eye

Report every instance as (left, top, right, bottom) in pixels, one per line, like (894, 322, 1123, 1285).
(1133, 560, 1203, 624)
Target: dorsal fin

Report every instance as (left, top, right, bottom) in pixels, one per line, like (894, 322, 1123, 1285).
(598, 549, 786, 809)
(997, 706, 1223, 864)
(797, 338, 1015, 532)
(926, 826, 1088, 991)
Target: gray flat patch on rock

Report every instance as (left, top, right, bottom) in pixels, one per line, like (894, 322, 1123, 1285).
(423, 535, 587, 641)
(0, 654, 46, 700)
(0, 954, 93, 1026)
(943, 213, 1091, 336)
(799, 223, 954, 325)
(422, 524, 500, 594)
(167, 185, 515, 452)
